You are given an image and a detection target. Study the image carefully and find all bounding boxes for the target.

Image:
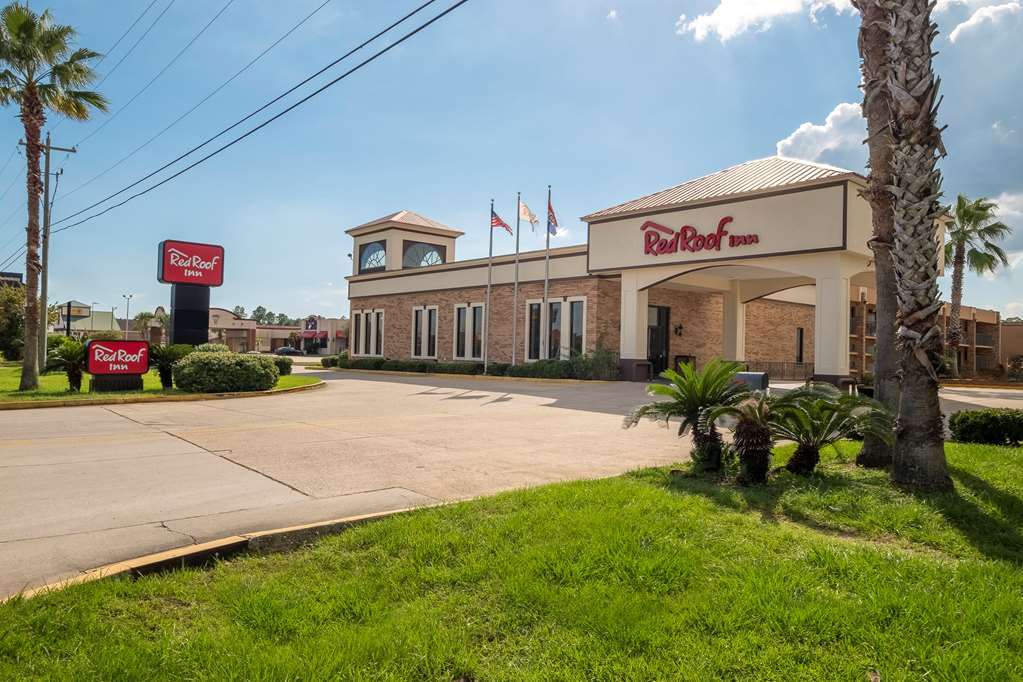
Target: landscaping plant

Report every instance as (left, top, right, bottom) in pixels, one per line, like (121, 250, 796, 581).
(193, 343, 231, 353)
(949, 408, 1023, 447)
(706, 391, 783, 484)
(49, 338, 86, 392)
(772, 383, 894, 476)
(149, 344, 193, 389)
(173, 352, 278, 393)
(624, 359, 749, 472)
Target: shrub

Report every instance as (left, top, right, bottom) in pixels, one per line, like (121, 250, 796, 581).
(50, 338, 86, 392)
(86, 331, 121, 341)
(349, 358, 386, 370)
(173, 352, 279, 393)
(320, 356, 337, 368)
(569, 354, 593, 380)
(506, 359, 573, 379)
(149, 344, 194, 389)
(337, 355, 351, 369)
(194, 343, 231, 353)
(949, 408, 1023, 446)
(486, 362, 510, 376)
(43, 335, 73, 373)
(271, 356, 293, 376)
(434, 362, 481, 375)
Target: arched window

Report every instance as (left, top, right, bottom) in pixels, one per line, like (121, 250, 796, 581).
(402, 241, 445, 269)
(359, 241, 386, 273)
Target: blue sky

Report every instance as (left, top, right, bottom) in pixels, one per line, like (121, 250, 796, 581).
(0, 0, 1019, 319)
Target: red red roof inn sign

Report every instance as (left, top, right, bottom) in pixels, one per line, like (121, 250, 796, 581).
(86, 340, 149, 374)
(158, 240, 225, 287)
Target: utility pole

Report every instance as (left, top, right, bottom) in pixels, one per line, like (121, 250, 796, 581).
(122, 294, 133, 339)
(22, 133, 76, 371)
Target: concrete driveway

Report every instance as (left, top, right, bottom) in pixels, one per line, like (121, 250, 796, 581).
(1, 370, 685, 597)
(3, 370, 1020, 598)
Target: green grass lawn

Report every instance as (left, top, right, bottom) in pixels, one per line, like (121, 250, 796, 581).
(0, 365, 318, 402)
(1, 443, 1020, 679)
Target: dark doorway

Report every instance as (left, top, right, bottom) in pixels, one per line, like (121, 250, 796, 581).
(647, 305, 670, 375)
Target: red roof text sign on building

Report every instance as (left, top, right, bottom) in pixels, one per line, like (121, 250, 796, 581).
(86, 340, 150, 375)
(640, 216, 760, 257)
(158, 240, 225, 287)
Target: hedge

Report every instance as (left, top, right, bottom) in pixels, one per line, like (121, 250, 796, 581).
(949, 408, 1023, 446)
(271, 356, 293, 376)
(330, 353, 618, 380)
(321, 356, 338, 368)
(194, 343, 231, 353)
(173, 352, 279, 393)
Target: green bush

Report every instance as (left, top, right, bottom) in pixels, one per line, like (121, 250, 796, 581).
(150, 343, 193, 389)
(336, 355, 351, 369)
(434, 362, 482, 375)
(486, 362, 510, 376)
(320, 356, 337, 368)
(173, 352, 279, 393)
(506, 359, 573, 379)
(194, 343, 231, 353)
(86, 331, 121, 341)
(349, 358, 386, 370)
(949, 408, 1023, 446)
(271, 356, 293, 376)
(50, 338, 86, 392)
(43, 335, 73, 373)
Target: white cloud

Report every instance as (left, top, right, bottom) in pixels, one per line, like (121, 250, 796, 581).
(675, 0, 853, 42)
(948, 2, 1021, 42)
(993, 120, 1018, 142)
(995, 191, 1023, 251)
(606, 9, 618, 20)
(775, 102, 866, 167)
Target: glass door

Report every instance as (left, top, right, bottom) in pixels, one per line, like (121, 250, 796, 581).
(647, 305, 670, 375)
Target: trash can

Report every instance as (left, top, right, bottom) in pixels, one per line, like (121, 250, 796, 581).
(733, 371, 769, 391)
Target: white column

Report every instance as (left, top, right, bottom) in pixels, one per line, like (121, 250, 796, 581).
(722, 280, 746, 361)
(619, 270, 649, 361)
(814, 275, 851, 377)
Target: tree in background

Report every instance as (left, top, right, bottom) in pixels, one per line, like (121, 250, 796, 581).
(0, 3, 107, 390)
(133, 311, 155, 341)
(886, 0, 951, 489)
(0, 284, 25, 360)
(232, 305, 246, 319)
(852, 0, 899, 469)
(944, 195, 1011, 377)
(250, 306, 267, 324)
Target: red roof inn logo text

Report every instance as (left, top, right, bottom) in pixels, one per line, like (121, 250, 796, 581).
(158, 240, 225, 286)
(640, 216, 759, 257)
(86, 340, 149, 375)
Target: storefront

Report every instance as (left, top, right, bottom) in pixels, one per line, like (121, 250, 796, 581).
(346, 157, 1001, 380)
(300, 315, 349, 355)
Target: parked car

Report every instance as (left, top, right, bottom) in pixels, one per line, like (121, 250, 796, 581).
(274, 346, 302, 356)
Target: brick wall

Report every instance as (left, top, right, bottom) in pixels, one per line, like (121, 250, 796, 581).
(745, 299, 816, 364)
(646, 288, 724, 367)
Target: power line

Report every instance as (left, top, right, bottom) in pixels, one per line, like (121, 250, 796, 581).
(51, 0, 471, 236)
(93, 0, 175, 92)
(0, 146, 17, 178)
(52, 0, 442, 228)
(76, 0, 236, 148)
(60, 0, 334, 201)
(0, 245, 25, 272)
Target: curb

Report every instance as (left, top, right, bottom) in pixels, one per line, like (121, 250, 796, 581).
(940, 382, 1023, 391)
(5, 505, 430, 603)
(0, 378, 325, 411)
(329, 368, 616, 385)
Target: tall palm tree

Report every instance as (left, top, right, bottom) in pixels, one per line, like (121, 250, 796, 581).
(944, 195, 1011, 377)
(885, 0, 951, 489)
(0, 3, 107, 390)
(852, 0, 898, 469)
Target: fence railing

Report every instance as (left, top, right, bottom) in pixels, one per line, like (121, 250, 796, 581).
(742, 361, 815, 381)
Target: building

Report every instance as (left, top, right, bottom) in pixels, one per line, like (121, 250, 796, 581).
(1002, 320, 1023, 369)
(0, 271, 23, 287)
(207, 308, 301, 353)
(299, 315, 348, 355)
(345, 157, 1001, 380)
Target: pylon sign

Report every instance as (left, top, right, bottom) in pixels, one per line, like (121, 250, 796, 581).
(158, 239, 225, 346)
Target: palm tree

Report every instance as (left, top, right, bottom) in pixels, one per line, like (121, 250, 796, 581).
(852, 0, 899, 469)
(886, 0, 952, 489)
(0, 3, 107, 390)
(772, 384, 894, 476)
(944, 195, 1011, 377)
(133, 311, 155, 341)
(624, 359, 749, 471)
(705, 391, 789, 485)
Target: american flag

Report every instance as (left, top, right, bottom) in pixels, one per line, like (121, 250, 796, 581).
(547, 198, 559, 235)
(491, 209, 512, 236)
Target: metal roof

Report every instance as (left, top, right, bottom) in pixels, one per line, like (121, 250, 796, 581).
(347, 210, 464, 236)
(583, 156, 863, 222)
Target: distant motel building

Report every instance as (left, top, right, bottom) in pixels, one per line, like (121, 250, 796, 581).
(345, 157, 1002, 381)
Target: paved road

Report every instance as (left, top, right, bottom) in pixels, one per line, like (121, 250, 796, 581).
(1, 371, 685, 597)
(3, 371, 1019, 598)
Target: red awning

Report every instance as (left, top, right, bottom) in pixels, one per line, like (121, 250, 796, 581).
(335, 331, 346, 339)
(301, 330, 317, 338)
(317, 331, 328, 339)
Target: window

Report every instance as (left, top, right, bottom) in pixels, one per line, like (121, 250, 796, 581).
(352, 309, 384, 357)
(796, 327, 804, 364)
(453, 303, 485, 360)
(402, 241, 445, 269)
(358, 241, 386, 273)
(411, 306, 438, 359)
(525, 296, 586, 361)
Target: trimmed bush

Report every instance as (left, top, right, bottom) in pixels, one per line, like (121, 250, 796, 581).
(194, 343, 231, 353)
(949, 408, 1023, 446)
(486, 362, 510, 376)
(173, 352, 279, 393)
(320, 356, 337, 368)
(349, 358, 386, 370)
(506, 359, 573, 379)
(271, 356, 293, 376)
(432, 362, 481, 375)
(337, 355, 351, 369)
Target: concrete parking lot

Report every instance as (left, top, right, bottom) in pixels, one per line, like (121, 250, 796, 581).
(2, 369, 1020, 598)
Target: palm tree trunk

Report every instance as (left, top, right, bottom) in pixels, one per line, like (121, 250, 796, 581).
(854, 0, 898, 469)
(886, 0, 952, 490)
(786, 444, 820, 476)
(947, 242, 965, 378)
(18, 86, 44, 392)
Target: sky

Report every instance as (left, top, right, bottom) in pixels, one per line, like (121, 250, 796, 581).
(0, 0, 1019, 320)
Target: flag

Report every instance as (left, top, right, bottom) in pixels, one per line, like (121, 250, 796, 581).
(491, 209, 512, 236)
(547, 198, 559, 235)
(519, 200, 538, 230)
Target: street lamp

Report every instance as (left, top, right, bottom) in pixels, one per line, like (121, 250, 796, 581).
(121, 294, 133, 339)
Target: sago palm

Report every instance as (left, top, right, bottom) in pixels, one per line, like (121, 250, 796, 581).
(624, 359, 749, 471)
(944, 194, 1011, 377)
(705, 391, 790, 485)
(0, 3, 107, 390)
(885, 0, 952, 489)
(772, 383, 894, 476)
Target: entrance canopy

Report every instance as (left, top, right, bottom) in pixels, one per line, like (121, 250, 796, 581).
(582, 156, 878, 381)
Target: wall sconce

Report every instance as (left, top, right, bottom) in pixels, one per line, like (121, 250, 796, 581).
(673, 323, 684, 337)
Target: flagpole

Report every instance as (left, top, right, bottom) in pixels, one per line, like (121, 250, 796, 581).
(511, 192, 521, 366)
(542, 184, 552, 360)
(484, 199, 495, 374)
